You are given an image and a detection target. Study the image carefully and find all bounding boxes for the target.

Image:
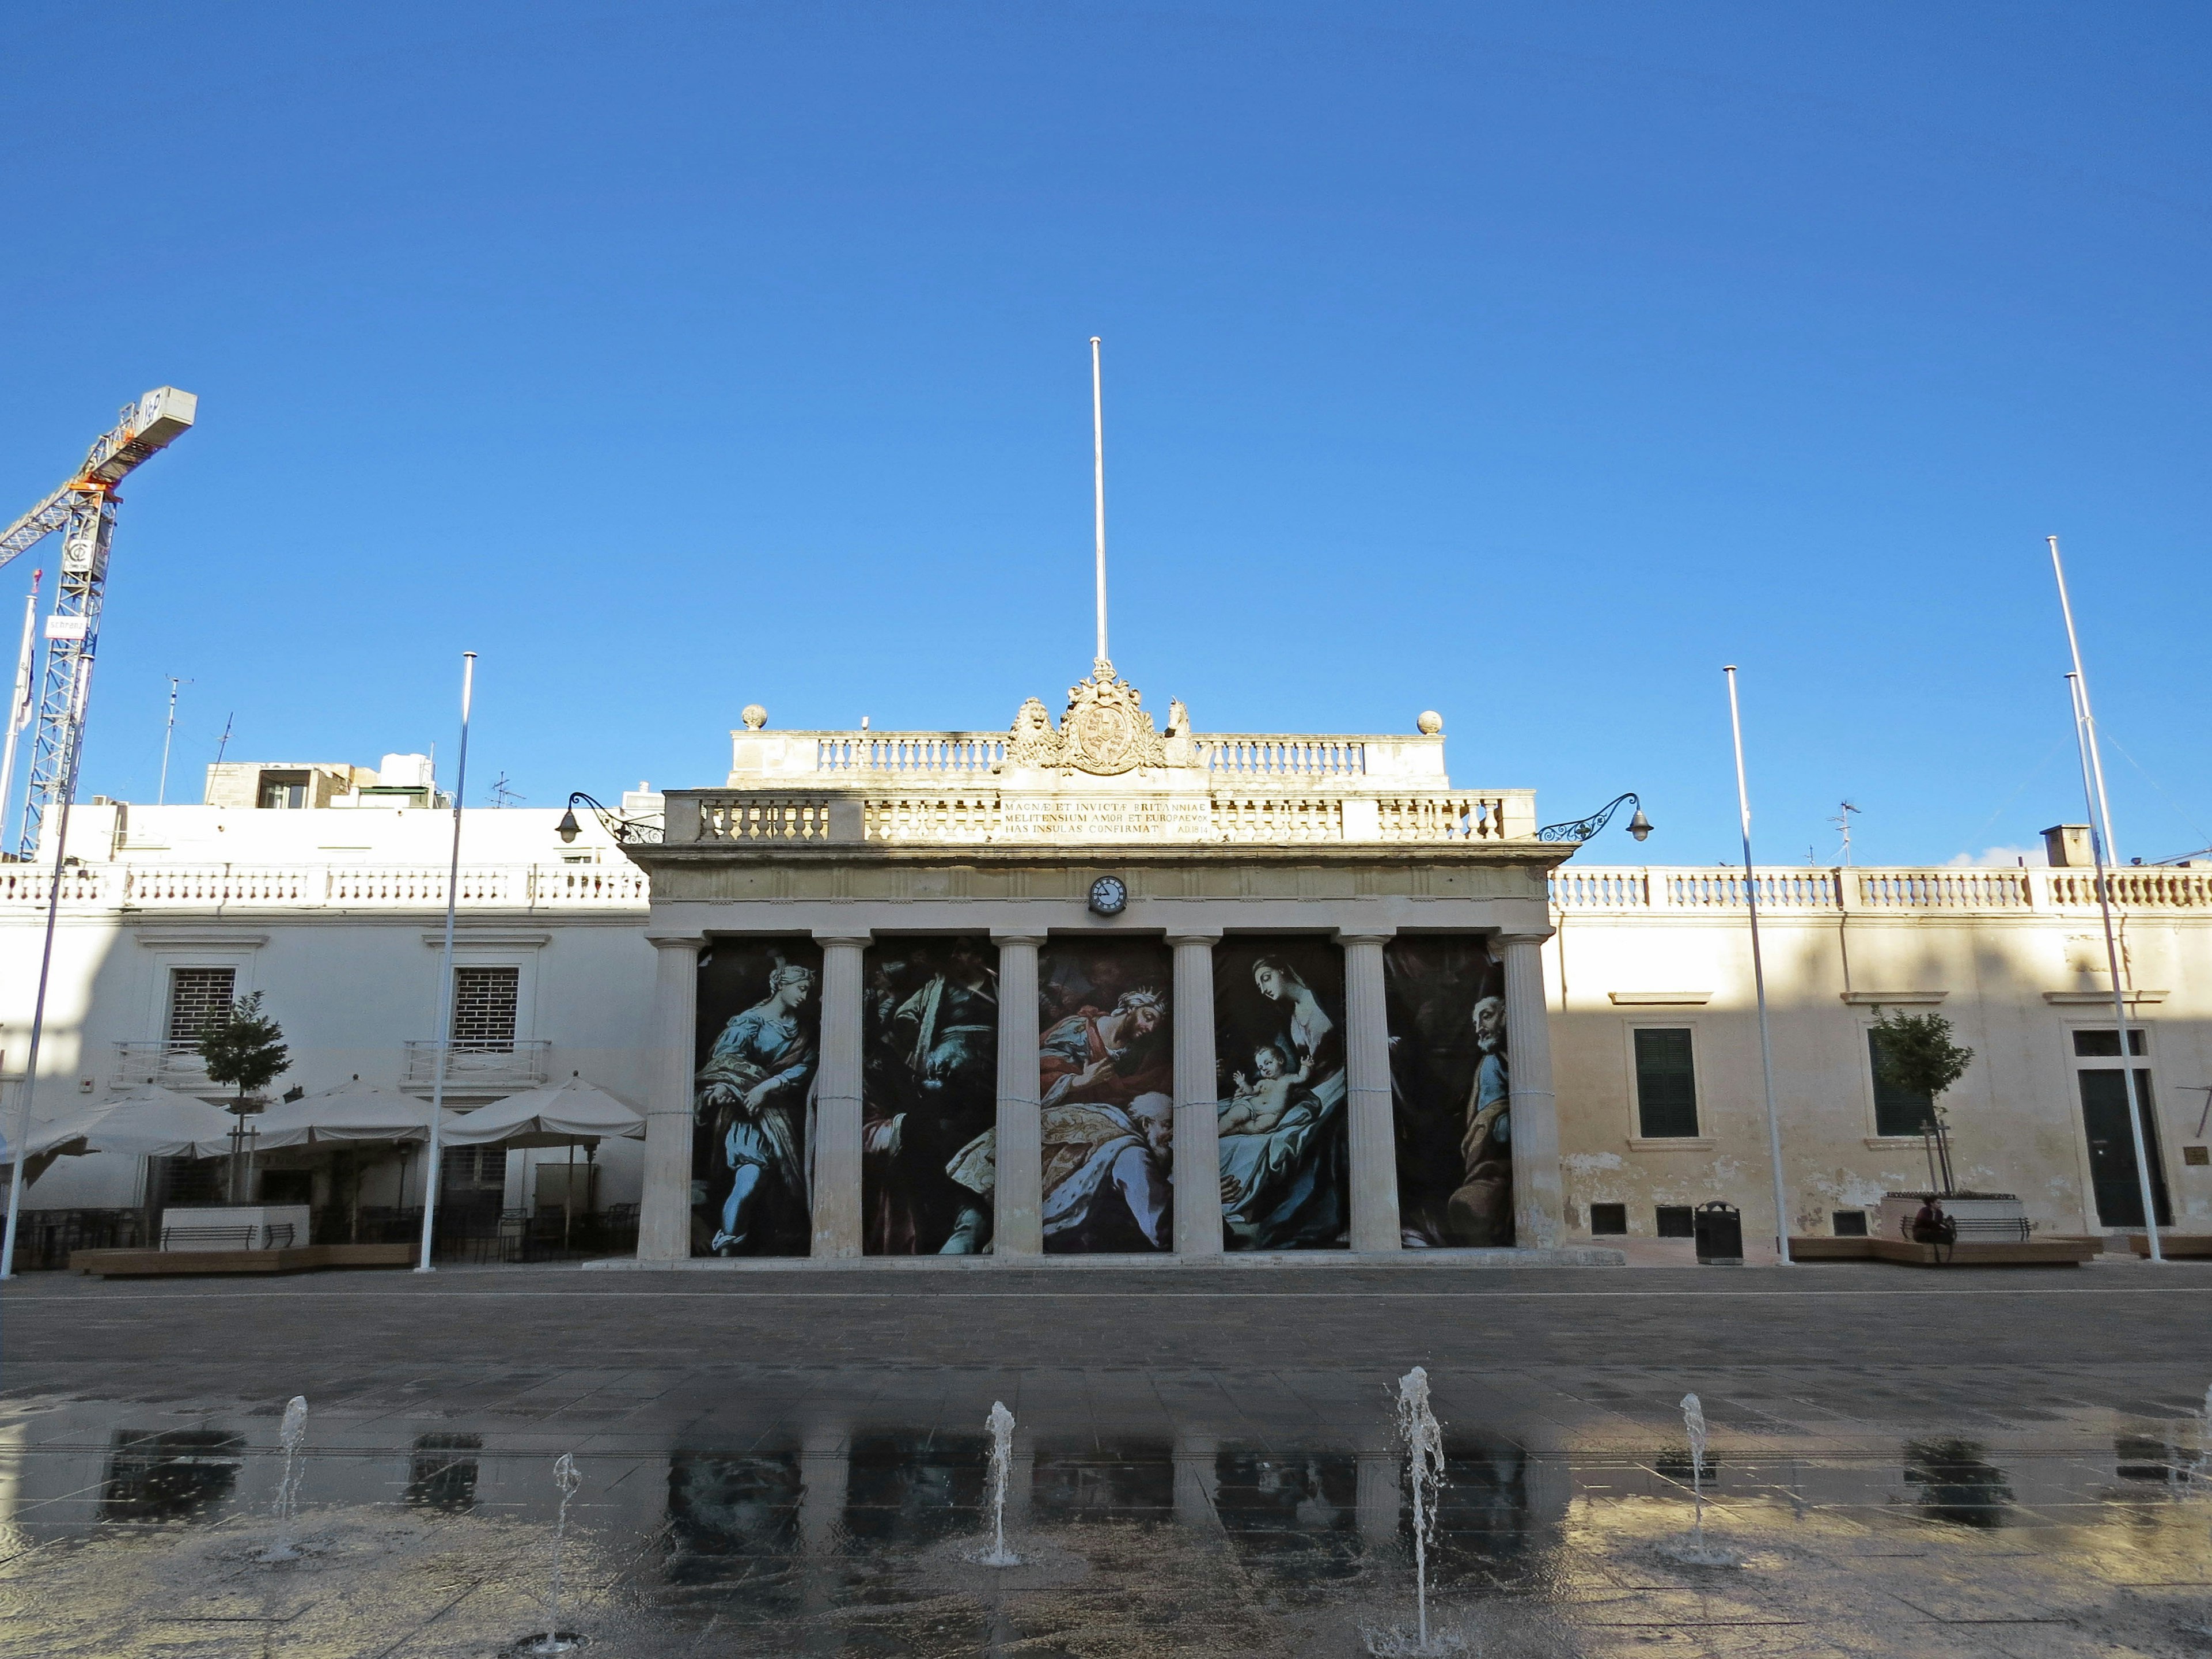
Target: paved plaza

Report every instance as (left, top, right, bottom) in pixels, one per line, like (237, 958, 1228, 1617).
(5, 1260, 2212, 1656)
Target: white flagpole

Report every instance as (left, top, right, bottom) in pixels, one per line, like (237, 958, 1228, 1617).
(0, 571, 40, 845)
(2065, 671, 2164, 1260)
(1, 656, 93, 1279)
(416, 652, 475, 1272)
(1090, 335, 1108, 671)
(1726, 666, 1793, 1266)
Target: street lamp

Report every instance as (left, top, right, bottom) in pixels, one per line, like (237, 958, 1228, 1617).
(1537, 793, 1654, 844)
(556, 791, 660, 846)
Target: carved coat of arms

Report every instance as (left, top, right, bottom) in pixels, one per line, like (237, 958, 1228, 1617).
(1005, 660, 1168, 775)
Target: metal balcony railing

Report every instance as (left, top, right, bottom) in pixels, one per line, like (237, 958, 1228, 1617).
(400, 1040, 551, 1093)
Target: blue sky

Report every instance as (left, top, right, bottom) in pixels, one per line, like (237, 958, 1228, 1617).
(2, 2, 2206, 865)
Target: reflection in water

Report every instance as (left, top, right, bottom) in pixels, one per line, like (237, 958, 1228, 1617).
(100, 1430, 244, 1523)
(844, 1433, 987, 1546)
(407, 1432, 484, 1512)
(1903, 1438, 2013, 1528)
(1033, 1441, 1175, 1522)
(666, 1452, 803, 1574)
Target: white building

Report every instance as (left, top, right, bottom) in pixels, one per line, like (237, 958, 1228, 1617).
(3, 682, 2205, 1262)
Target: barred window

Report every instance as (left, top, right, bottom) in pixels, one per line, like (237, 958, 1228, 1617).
(450, 967, 519, 1051)
(166, 968, 237, 1045)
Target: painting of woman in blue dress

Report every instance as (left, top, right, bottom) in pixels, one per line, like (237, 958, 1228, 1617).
(691, 939, 821, 1256)
(1213, 940, 1349, 1250)
(1385, 935, 1510, 1246)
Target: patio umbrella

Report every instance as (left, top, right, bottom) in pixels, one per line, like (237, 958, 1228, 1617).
(443, 1075, 643, 1251)
(0, 1086, 238, 1186)
(190, 1077, 457, 1155)
(441, 1075, 645, 1149)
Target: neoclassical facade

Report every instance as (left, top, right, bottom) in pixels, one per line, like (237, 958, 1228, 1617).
(6, 673, 2209, 1263)
(628, 664, 1577, 1263)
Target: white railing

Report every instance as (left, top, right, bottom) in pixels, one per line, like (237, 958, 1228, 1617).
(803, 732, 1007, 778)
(1551, 866, 2212, 914)
(700, 797, 836, 842)
(1374, 794, 1512, 842)
(1214, 796, 1344, 842)
(1197, 736, 1369, 781)
(863, 795, 1002, 842)
(401, 1039, 552, 1091)
(0, 862, 651, 911)
(113, 1041, 213, 1089)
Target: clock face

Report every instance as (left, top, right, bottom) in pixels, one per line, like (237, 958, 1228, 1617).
(1088, 876, 1128, 916)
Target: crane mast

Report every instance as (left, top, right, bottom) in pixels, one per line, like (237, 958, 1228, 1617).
(0, 388, 195, 855)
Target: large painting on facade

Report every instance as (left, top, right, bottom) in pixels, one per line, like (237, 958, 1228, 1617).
(1386, 935, 1510, 1247)
(1213, 938, 1349, 1250)
(1038, 938, 1175, 1253)
(862, 937, 1000, 1254)
(692, 937, 821, 1257)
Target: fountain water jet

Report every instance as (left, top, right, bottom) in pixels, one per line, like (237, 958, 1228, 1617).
(518, 1453, 586, 1654)
(1660, 1392, 1742, 1567)
(974, 1402, 1022, 1567)
(1363, 1366, 1467, 1656)
(252, 1395, 310, 1563)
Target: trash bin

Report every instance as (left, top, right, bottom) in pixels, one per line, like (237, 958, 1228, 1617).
(1693, 1201, 1743, 1265)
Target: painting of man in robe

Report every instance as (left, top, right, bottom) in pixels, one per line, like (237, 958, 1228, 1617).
(691, 937, 821, 1257)
(1212, 938, 1349, 1250)
(1037, 938, 1175, 1253)
(862, 937, 1000, 1254)
(1385, 935, 1511, 1247)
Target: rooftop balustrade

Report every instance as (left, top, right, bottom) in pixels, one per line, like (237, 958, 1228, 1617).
(1548, 865, 2212, 914)
(729, 728, 1450, 787)
(0, 861, 651, 911)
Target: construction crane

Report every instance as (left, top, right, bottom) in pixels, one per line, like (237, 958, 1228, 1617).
(0, 388, 196, 855)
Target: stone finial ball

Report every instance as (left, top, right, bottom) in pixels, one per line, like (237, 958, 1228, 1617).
(741, 704, 768, 730)
(1417, 710, 1444, 735)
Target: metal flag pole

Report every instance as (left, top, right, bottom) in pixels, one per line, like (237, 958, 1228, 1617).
(1090, 335, 1108, 671)
(157, 675, 190, 806)
(1726, 666, 1793, 1265)
(416, 652, 475, 1272)
(1, 657, 93, 1279)
(2066, 671, 2164, 1260)
(0, 571, 39, 847)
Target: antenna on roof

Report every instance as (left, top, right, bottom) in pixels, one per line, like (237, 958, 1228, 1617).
(1090, 335, 1108, 674)
(1830, 800, 1860, 866)
(213, 711, 233, 766)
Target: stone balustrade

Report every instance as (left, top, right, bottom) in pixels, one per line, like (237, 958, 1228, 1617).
(731, 729, 1449, 787)
(670, 786, 1532, 846)
(1550, 864, 2212, 914)
(0, 861, 651, 910)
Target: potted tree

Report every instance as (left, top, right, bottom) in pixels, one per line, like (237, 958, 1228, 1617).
(197, 993, 290, 1205)
(1869, 1010, 2025, 1247)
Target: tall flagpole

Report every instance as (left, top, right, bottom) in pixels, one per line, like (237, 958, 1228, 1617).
(1726, 666, 1793, 1265)
(416, 651, 475, 1272)
(0, 570, 40, 843)
(1090, 335, 1108, 671)
(1, 656, 93, 1279)
(2065, 669, 2164, 1260)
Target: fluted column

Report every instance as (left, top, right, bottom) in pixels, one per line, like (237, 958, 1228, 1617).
(994, 933, 1046, 1256)
(1339, 931, 1402, 1253)
(1169, 933, 1224, 1255)
(810, 933, 870, 1258)
(1497, 930, 1562, 1249)
(639, 934, 704, 1262)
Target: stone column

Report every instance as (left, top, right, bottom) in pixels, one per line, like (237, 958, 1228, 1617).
(993, 933, 1046, 1256)
(1497, 930, 1563, 1249)
(1169, 933, 1224, 1255)
(810, 933, 870, 1259)
(638, 933, 704, 1262)
(1339, 931, 1402, 1253)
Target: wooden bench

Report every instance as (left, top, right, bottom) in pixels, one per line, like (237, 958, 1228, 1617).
(69, 1243, 414, 1279)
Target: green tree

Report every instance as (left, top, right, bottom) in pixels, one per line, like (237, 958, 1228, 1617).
(197, 993, 289, 1202)
(1871, 1009, 1974, 1195)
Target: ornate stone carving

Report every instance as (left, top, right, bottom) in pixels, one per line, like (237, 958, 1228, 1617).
(1002, 663, 1174, 775)
(1006, 697, 1060, 768)
(1059, 660, 1166, 775)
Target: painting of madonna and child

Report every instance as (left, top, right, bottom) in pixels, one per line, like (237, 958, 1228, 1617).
(1385, 935, 1514, 1247)
(690, 937, 823, 1257)
(1212, 939, 1351, 1250)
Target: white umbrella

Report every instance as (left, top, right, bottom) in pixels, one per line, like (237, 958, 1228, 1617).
(191, 1077, 458, 1156)
(443, 1075, 645, 1149)
(1, 1086, 240, 1185)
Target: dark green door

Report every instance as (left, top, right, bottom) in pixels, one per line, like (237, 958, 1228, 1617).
(2078, 1069, 2172, 1228)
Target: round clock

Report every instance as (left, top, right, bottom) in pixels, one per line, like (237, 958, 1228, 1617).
(1088, 875, 1128, 916)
